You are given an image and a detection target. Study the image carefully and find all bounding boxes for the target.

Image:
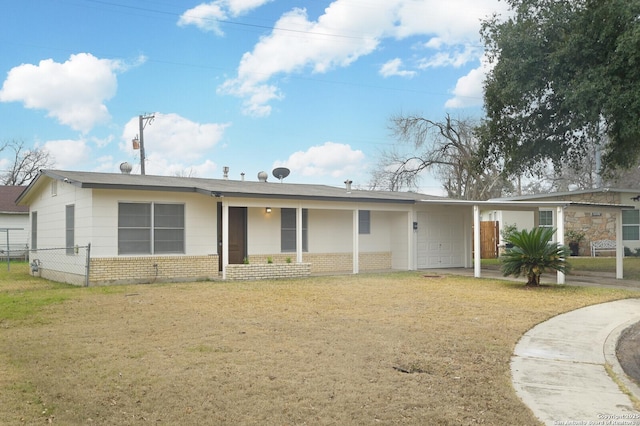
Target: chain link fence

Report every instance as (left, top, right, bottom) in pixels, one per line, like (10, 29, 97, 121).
(27, 244, 91, 286)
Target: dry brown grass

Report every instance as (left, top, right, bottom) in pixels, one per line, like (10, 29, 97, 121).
(1, 269, 638, 425)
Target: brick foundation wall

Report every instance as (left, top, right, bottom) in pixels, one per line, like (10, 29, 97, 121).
(89, 255, 219, 285)
(225, 263, 311, 280)
(359, 251, 392, 271)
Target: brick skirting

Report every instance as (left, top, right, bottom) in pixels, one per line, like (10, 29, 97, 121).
(225, 263, 311, 281)
(89, 255, 219, 285)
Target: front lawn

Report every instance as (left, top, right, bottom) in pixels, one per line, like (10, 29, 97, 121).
(0, 266, 637, 424)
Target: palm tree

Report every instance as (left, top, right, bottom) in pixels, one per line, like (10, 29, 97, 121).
(501, 227, 571, 286)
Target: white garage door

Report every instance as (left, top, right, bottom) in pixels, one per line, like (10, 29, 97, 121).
(417, 210, 466, 268)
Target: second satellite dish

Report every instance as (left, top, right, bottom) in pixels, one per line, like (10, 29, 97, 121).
(272, 167, 290, 182)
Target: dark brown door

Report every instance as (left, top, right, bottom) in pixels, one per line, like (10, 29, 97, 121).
(218, 204, 247, 268)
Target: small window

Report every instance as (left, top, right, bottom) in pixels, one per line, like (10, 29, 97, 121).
(359, 210, 370, 234)
(622, 210, 640, 241)
(281, 208, 308, 252)
(31, 212, 37, 250)
(66, 205, 75, 255)
(539, 210, 553, 228)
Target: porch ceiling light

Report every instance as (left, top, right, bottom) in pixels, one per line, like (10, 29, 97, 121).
(266, 207, 272, 214)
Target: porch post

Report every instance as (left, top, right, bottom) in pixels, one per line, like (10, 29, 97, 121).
(296, 206, 303, 263)
(473, 205, 481, 278)
(409, 211, 415, 270)
(616, 209, 624, 279)
(556, 205, 565, 284)
(221, 201, 229, 280)
(353, 210, 359, 274)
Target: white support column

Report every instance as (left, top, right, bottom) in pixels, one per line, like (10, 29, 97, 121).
(556, 206, 565, 284)
(296, 206, 303, 263)
(616, 209, 624, 279)
(353, 210, 359, 274)
(221, 201, 229, 280)
(473, 205, 481, 278)
(409, 211, 416, 271)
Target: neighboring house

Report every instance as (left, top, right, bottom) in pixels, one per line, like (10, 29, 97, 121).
(0, 185, 29, 257)
(15, 170, 630, 285)
(485, 188, 640, 256)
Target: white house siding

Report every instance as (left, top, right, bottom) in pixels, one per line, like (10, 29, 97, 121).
(30, 179, 92, 250)
(389, 211, 410, 270)
(90, 189, 218, 257)
(308, 209, 352, 253)
(247, 206, 281, 255)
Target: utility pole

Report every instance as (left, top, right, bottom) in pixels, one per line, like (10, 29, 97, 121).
(132, 113, 155, 175)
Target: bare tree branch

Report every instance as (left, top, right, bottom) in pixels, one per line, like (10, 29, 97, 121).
(0, 140, 54, 185)
(370, 114, 513, 199)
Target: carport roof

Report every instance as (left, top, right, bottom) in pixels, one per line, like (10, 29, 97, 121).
(415, 198, 635, 211)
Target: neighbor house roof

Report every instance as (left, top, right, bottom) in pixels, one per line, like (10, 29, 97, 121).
(0, 186, 28, 213)
(16, 169, 446, 205)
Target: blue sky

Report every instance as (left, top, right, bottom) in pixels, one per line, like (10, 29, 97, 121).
(0, 0, 510, 194)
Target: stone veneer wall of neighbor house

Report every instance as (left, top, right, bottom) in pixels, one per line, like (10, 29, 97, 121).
(89, 255, 219, 285)
(545, 192, 620, 256)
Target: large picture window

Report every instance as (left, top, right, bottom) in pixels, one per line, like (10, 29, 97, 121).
(281, 208, 308, 252)
(118, 203, 185, 254)
(623, 209, 640, 241)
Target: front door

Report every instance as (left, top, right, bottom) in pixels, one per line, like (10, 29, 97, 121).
(217, 204, 247, 269)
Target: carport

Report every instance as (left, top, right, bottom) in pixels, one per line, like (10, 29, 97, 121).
(417, 199, 632, 284)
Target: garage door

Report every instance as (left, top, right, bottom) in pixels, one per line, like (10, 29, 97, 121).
(417, 211, 466, 268)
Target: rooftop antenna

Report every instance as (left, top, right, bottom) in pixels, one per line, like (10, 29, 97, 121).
(272, 167, 290, 183)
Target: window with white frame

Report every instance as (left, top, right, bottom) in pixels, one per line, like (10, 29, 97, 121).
(281, 208, 308, 252)
(358, 210, 370, 234)
(118, 202, 185, 254)
(539, 210, 553, 228)
(622, 209, 640, 241)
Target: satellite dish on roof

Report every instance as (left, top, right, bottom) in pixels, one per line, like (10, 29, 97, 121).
(272, 167, 290, 182)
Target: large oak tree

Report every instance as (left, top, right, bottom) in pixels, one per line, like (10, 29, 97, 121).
(480, 0, 640, 179)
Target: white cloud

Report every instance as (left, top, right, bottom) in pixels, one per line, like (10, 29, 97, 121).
(0, 53, 136, 133)
(417, 45, 481, 69)
(379, 58, 416, 78)
(275, 142, 365, 178)
(43, 139, 91, 169)
(445, 55, 493, 108)
(121, 113, 230, 175)
(178, 0, 273, 35)
(178, 3, 227, 35)
(219, 0, 507, 116)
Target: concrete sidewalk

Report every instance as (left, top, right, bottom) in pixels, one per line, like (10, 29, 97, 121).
(511, 299, 640, 425)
